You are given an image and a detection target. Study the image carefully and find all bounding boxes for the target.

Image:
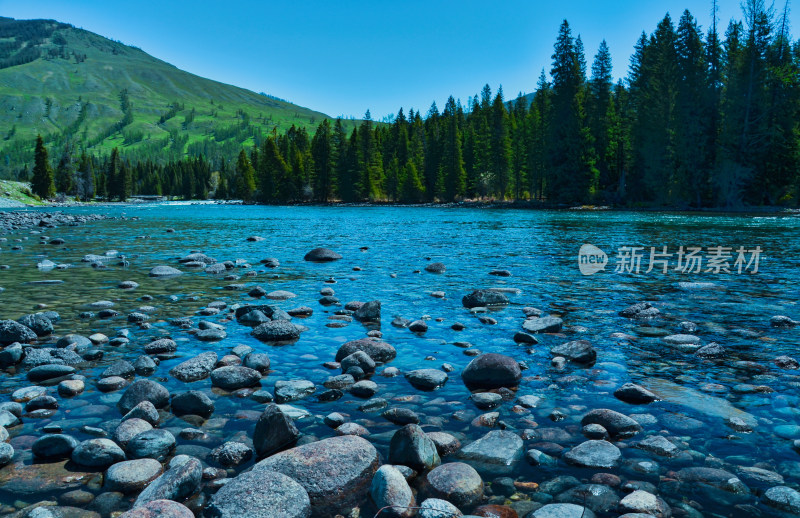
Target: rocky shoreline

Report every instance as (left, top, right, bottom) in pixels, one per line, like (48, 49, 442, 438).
(0, 214, 797, 518)
(0, 211, 115, 234)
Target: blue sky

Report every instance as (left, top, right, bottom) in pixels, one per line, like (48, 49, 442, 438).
(1, 0, 797, 119)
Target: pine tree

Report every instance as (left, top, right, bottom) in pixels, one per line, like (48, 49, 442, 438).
(31, 135, 55, 199)
(548, 20, 597, 204)
(107, 148, 121, 200)
(356, 112, 384, 200)
(588, 40, 614, 197)
(629, 15, 679, 204)
(55, 150, 75, 195)
(77, 152, 94, 201)
(762, 0, 799, 204)
(510, 93, 528, 200)
(674, 10, 709, 207)
(438, 96, 466, 201)
(399, 161, 425, 203)
(490, 89, 512, 198)
(527, 70, 551, 200)
(312, 119, 334, 202)
(423, 102, 442, 200)
(120, 159, 132, 201)
(235, 149, 256, 202)
(259, 135, 288, 202)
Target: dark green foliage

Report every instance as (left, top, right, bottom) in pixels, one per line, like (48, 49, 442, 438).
(14, 6, 800, 207)
(31, 135, 55, 198)
(55, 149, 74, 194)
(235, 149, 255, 201)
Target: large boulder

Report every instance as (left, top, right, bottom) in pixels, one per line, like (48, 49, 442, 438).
(17, 314, 53, 337)
(118, 380, 170, 414)
(425, 462, 483, 510)
(550, 340, 597, 365)
(676, 467, 749, 494)
(134, 456, 203, 507)
(462, 290, 509, 308)
(563, 440, 621, 469)
(619, 302, 660, 319)
(0, 320, 36, 345)
(303, 248, 342, 262)
(405, 369, 448, 390)
(71, 438, 125, 468)
(274, 380, 316, 404)
(581, 409, 642, 439)
(353, 300, 381, 322)
(253, 404, 300, 458)
(522, 316, 563, 333)
(252, 435, 380, 516)
(614, 383, 658, 404)
(210, 366, 261, 390)
(149, 266, 182, 277)
(169, 352, 218, 382)
(32, 434, 79, 459)
(335, 338, 396, 363)
(389, 424, 441, 471)
(252, 320, 302, 342)
(171, 391, 215, 417)
(763, 486, 800, 514)
(126, 429, 176, 461)
(179, 253, 215, 264)
(105, 459, 163, 493)
(370, 465, 415, 518)
(459, 430, 523, 475)
(461, 353, 521, 390)
(207, 469, 311, 518)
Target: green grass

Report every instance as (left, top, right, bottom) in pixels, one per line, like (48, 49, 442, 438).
(0, 179, 45, 205)
(0, 19, 358, 175)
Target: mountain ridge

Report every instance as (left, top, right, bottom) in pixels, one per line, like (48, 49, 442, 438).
(0, 16, 352, 176)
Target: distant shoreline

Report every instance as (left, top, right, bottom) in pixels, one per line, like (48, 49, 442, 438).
(2, 196, 799, 216)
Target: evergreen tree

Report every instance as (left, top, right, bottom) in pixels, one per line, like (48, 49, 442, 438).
(356, 111, 383, 200)
(490, 88, 512, 198)
(259, 135, 288, 202)
(510, 92, 528, 200)
(235, 149, 256, 202)
(629, 15, 679, 204)
(120, 159, 132, 201)
(55, 150, 75, 195)
(312, 119, 334, 202)
(77, 152, 95, 201)
(548, 20, 597, 203)
(107, 148, 122, 200)
(528, 70, 551, 200)
(674, 10, 710, 207)
(588, 40, 615, 197)
(31, 135, 55, 199)
(438, 96, 466, 201)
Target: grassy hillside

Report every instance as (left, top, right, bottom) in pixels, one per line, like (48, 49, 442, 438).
(0, 17, 354, 176)
(0, 179, 43, 206)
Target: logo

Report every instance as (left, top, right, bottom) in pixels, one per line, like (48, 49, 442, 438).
(578, 243, 608, 275)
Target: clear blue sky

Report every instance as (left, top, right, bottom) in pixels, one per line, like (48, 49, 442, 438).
(1, 0, 796, 119)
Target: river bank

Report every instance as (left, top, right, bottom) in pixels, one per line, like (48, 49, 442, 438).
(0, 205, 797, 518)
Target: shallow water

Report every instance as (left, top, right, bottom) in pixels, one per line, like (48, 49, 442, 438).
(1, 204, 799, 517)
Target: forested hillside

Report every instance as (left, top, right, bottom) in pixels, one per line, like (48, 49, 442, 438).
(0, 17, 344, 178)
(18, 1, 800, 208)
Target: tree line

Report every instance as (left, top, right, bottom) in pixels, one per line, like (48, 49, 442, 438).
(29, 1, 800, 207)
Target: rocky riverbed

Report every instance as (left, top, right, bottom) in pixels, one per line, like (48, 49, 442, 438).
(0, 205, 798, 518)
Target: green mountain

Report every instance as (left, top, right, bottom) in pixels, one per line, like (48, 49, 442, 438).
(0, 17, 348, 177)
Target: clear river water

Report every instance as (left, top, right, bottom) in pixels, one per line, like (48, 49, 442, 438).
(0, 203, 799, 518)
